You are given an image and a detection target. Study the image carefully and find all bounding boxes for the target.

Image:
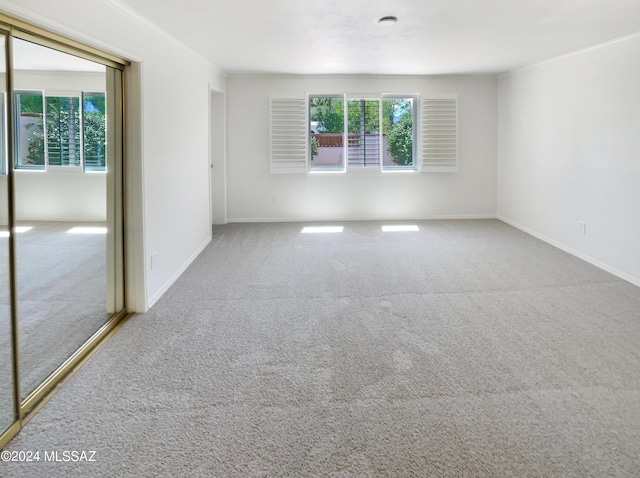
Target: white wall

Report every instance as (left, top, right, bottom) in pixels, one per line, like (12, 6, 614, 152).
(13, 171, 106, 221)
(12, 70, 107, 221)
(497, 35, 640, 286)
(0, 0, 226, 310)
(14, 70, 105, 91)
(226, 75, 497, 222)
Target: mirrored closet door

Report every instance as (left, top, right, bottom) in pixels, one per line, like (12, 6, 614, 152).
(0, 18, 126, 447)
(12, 38, 124, 397)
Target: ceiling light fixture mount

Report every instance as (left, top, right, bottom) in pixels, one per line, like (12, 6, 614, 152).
(378, 15, 398, 24)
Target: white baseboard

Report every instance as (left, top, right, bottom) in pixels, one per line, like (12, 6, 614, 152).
(498, 215, 640, 288)
(226, 214, 497, 223)
(147, 235, 212, 308)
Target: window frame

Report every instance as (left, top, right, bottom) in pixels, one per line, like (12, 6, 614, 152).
(306, 93, 420, 174)
(0, 92, 6, 176)
(13, 89, 45, 171)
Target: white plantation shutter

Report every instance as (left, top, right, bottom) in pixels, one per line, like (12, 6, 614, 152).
(421, 95, 458, 171)
(270, 94, 308, 174)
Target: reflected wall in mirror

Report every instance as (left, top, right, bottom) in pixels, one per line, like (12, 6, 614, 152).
(0, 32, 16, 435)
(12, 38, 117, 396)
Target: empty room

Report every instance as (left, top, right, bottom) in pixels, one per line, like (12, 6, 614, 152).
(1, 0, 640, 476)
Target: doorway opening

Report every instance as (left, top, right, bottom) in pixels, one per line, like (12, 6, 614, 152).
(210, 88, 226, 226)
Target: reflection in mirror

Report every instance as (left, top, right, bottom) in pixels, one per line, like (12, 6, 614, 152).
(12, 38, 117, 396)
(0, 33, 16, 434)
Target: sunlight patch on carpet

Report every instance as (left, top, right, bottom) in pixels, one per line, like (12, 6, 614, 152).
(301, 226, 344, 234)
(0, 226, 33, 237)
(67, 227, 108, 234)
(382, 225, 419, 232)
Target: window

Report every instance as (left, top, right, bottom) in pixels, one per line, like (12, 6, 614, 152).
(309, 95, 345, 171)
(275, 92, 455, 174)
(46, 95, 81, 166)
(382, 96, 416, 170)
(347, 98, 381, 169)
(306, 94, 418, 172)
(13, 90, 106, 172)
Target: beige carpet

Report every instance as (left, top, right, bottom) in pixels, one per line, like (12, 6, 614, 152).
(2, 219, 640, 477)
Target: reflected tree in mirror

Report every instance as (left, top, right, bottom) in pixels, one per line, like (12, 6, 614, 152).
(46, 96, 81, 166)
(14, 91, 45, 168)
(83, 93, 106, 171)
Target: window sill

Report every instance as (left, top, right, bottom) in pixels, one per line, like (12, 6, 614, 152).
(308, 167, 419, 175)
(46, 166, 83, 172)
(309, 169, 346, 174)
(14, 168, 46, 173)
(347, 168, 418, 174)
(14, 167, 106, 174)
(381, 168, 418, 174)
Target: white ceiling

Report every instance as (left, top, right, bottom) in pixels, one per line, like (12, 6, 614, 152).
(13, 38, 105, 72)
(117, 0, 640, 75)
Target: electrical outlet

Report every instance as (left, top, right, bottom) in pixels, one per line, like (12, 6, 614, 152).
(272, 195, 280, 205)
(577, 222, 586, 235)
(150, 252, 158, 270)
